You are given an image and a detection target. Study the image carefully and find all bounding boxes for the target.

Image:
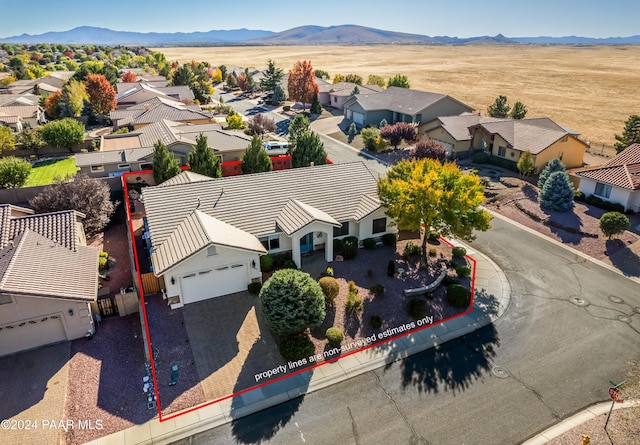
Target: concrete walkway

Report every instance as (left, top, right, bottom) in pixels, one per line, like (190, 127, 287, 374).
(88, 242, 511, 445)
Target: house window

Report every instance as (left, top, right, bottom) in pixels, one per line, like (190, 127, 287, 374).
(497, 146, 507, 157)
(207, 246, 217, 256)
(118, 163, 130, 170)
(260, 235, 280, 251)
(140, 163, 152, 170)
(372, 217, 387, 234)
(594, 182, 612, 199)
(91, 164, 104, 172)
(333, 221, 350, 237)
(0, 294, 12, 305)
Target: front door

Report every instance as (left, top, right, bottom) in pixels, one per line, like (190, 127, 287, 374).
(300, 233, 313, 254)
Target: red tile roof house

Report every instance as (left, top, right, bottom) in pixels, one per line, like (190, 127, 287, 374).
(141, 162, 396, 308)
(0, 205, 99, 356)
(575, 143, 640, 212)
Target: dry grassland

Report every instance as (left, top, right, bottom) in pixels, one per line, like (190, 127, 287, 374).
(155, 45, 640, 146)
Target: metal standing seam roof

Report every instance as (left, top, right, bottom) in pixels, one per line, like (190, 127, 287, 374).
(151, 209, 266, 275)
(575, 143, 640, 190)
(142, 162, 381, 250)
(276, 199, 341, 236)
(0, 230, 98, 302)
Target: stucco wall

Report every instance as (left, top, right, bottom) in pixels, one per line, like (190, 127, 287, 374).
(533, 137, 586, 173)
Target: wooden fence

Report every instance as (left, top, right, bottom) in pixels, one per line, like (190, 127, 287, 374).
(140, 272, 161, 294)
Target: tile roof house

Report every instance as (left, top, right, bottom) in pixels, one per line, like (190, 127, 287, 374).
(109, 97, 213, 130)
(342, 86, 473, 130)
(0, 205, 99, 356)
(0, 105, 46, 131)
(141, 162, 395, 308)
(318, 82, 383, 110)
(575, 143, 640, 212)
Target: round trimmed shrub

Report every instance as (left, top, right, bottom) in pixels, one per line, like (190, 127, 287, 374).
(446, 284, 471, 308)
(370, 315, 383, 329)
(318, 276, 340, 304)
(382, 233, 397, 246)
(407, 298, 429, 319)
(369, 284, 384, 298)
(342, 236, 359, 260)
(456, 265, 472, 278)
(442, 276, 459, 286)
(247, 282, 262, 294)
(473, 151, 489, 164)
(283, 259, 298, 269)
(452, 246, 467, 258)
(260, 254, 273, 272)
(325, 327, 344, 346)
(279, 333, 315, 361)
(362, 238, 376, 249)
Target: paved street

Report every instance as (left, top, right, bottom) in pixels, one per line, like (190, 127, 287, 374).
(171, 216, 640, 445)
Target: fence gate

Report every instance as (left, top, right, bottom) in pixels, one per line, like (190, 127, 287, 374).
(97, 296, 119, 318)
(140, 272, 161, 293)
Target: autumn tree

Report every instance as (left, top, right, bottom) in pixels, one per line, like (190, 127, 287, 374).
(287, 60, 318, 111)
(120, 71, 137, 83)
(291, 131, 327, 168)
(0, 157, 31, 188)
(248, 113, 276, 138)
(380, 122, 417, 148)
(241, 134, 272, 174)
(0, 127, 16, 153)
(85, 73, 116, 117)
(488, 95, 511, 118)
(510, 101, 528, 119)
(517, 150, 535, 176)
(387, 74, 410, 88)
(171, 61, 214, 104)
(287, 113, 310, 151)
(187, 133, 221, 178)
(44, 90, 63, 119)
(260, 59, 284, 93)
(599, 212, 630, 239)
(41, 118, 85, 151)
(614, 115, 640, 153)
(236, 72, 250, 92)
(60, 79, 88, 117)
(367, 74, 386, 88)
(410, 139, 447, 161)
(377, 159, 492, 262)
(152, 140, 180, 184)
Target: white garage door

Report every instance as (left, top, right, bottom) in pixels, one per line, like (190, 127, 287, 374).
(0, 315, 67, 357)
(180, 263, 248, 304)
(353, 112, 364, 125)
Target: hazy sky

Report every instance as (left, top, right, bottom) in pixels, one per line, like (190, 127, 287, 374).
(0, 0, 638, 38)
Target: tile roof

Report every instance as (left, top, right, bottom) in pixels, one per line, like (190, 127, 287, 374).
(0, 208, 83, 251)
(276, 199, 340, 236)
(109, 97, 213, 127)
(151, 209, 266, 274)
(0, 229, 98, 301)
(576, 143, 640, 190)
(349, 86, 472, 116)
(0, 204, 34, 248)
(142, 162, 381, 250)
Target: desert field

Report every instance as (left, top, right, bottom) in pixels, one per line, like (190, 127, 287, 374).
(155, 45, 640, 146)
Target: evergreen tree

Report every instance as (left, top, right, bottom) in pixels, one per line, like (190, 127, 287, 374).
(152, 140, 180, 184)
(288, 113, 310, 151)
(537, 158, 566, 189)
(187, 134, 221, 178)
(351, 85, 360, 96)
(310, 93, 322, 114)
(379, 118, 388, 129)
(510, 101, 528, 119)
(241, 134, 272, 174)
(271, 84, 286, 104)
(291, 131, 327, 168)
(488, 95, 511, 118)
(539, 171, 574, 212)
(348, 122, 357, 143)
(387, 74, 410, 88)
(260, 59, 284, 92)
(614, 115, 640, 153)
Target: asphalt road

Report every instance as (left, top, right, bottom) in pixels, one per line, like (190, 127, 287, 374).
(171, 216, 640, 445)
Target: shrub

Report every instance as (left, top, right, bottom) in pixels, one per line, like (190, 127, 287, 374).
(382, 233, 397, 246)
(247, 282, 262, 294)
(283, 105, 291, 112)
(346, 292, 364, 311)
(360, 127, 380, 151)
(574, 190, 586, 202)
(407, 298, 429, 319)
(446, 284, 471, 308)
(318, 276, 340, 304)
(333, 238, 344, 255)
(473, 151, 489, 164)
(442, 276, 459, 286)
(362, 237, 376, 249)
(370, 315, 383, 329)
(456, 265, 472, 278)
(325, 327, 344, 346)
(279, 333, 315, 361)
(585, 194, 625, 213)
(98, 251, 109, 273)
(369, 284, 385, 298)
(342, 237, 358, 260)
(599, 211, 630, 239)
(348, 280, 358, 294)
(404, 240, 422, 256)
(387, 260, 395, 277)
(260, 254, 273, 272)
(324, 267, 334, 277)
(428, 248, 437, 257)
(283, 259, 298, 269)
(226, 113, 245, 129)
(452, 246, 467, 258)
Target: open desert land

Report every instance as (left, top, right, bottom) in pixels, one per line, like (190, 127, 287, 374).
(156, 45, 640, 147)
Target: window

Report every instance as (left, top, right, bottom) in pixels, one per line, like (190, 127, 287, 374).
(260, 235, 280, 251)
(594, 182, 612, 199)
(140, 163, 152, 170)
(90, 164, 104, 172)
(372, 217, 387, 234)
(118, 163, 130, 170)
(0, 294, 12, 305)
(333, 221, 350, 237)
(207, 246, 217, 256)
(497, 146, 506, 157)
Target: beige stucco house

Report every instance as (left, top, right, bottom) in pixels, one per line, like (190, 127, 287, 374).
(0, 205, 99, 356)
(318, 82, 382, 111)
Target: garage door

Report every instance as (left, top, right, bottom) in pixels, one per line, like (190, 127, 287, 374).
(353, 112, 364, 125)
(0, 315, 67, 357)
(180, 263, 248, 304)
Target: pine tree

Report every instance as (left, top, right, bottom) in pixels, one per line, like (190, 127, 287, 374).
(379, 118, 388, 129)
(351, 85, 360, 96)
(510, 101, 528, 119)
(291, 131, 328, 168)
(310, 93, 322, 114)
(241, 135, 273, 174)
(260, 59, 284, 92)
(187, 134, 221, 178)
(537, 158, 566, 189)
(348, 122, 357, 143)
(539, 171, 574, 212)
(288, 113, 310, 151)
(488, 95, 511, 118)
(152, 140, 180, 184)
(614, 115, 640, 153)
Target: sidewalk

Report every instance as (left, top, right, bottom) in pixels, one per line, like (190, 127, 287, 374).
(89, 243, 511, 445)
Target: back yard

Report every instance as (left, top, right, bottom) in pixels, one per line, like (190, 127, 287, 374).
(24, 156, 77, 186)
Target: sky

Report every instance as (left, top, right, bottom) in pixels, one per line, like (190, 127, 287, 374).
(0, 0, 638, 39)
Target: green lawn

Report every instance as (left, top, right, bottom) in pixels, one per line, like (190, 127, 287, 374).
(24, 157, 78, 187)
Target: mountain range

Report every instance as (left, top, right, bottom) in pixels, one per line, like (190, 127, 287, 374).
(1, 25, 639, 46)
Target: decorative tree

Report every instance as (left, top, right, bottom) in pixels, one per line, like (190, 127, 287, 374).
(0, 156, 31, 188)
(380, 122, 417, 149)
(120, 71, 137, 83)
(259, 269, 326, 336)
(291, 131, 328, 168)
(539, 170, 574, 211)
(271, 84, 286, 104)
(314, 69, 329, 80)
(225, 73, 237, 89)
(287, 113, 310, 151)
(378, 118, 388, 129)
(377, 158, 492, 262)
(488, 95, 511, 118)
(85, 73, 117, 117)
(351, 85, 360, 96)
(260, 59, 284, 92)
(348, 122, 357, 143)
(343, 74, 363, 85)
(241, 134, 273, 174)
(410, 139, 447, 161)
(29, 174, 116, 236)
(152, 140, 180, 184)
(367, 74, 386, 88)
(41, 118, 85, 151)
(310, 93, 322, 114)
(517, 150, 535, 177)
(226, 113, 245, 129)
(510, 101, 528, 119)
(61, 79, 88, 117)
(236, 72, 250, 92)
(387, 74, 410, 88)
(248, 113, 276, 138)
(44, 90, 63, 119)
(287, 60, 319, 111)
(187, 133, 221, 178)
(599, 212, 630, 239)
(17, 127, 45, 153)
(614, 115, 640, 153)
(0, 127, 16, 153)
(537, 158, 566, 190)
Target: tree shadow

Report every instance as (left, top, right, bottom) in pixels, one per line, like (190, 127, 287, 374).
(605, 239, 640, 277)
(275, 119, 289, 136)
(472, 288, 501, 319)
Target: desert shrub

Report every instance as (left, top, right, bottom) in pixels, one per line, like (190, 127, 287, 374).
(98, 251, 109, 273)
(333, 238, 344, 255)
(387, 260, 395, 277)
(360, 127, 380, 150)
(348, 280, 358, 294)
(585, 194, 625, 213)
(325, 327, 344, 346)
(452, 246, 467, 258)
(407, 298, 429, 319)
(318, 276, 340, 304)
(283, 259, 298, 269)
(323, 267, 334, 277)
(247, 282, 262, 294)
(346, 292, 364, 311)
(473, 151, 489, 164)
(404, 240, 422, 256)
(369, 284, 385, 298)
(574, 190, 585, 202)
(382, 233, 397, 246)
(428, 248, 437, 257)
(283, 105, 291, 111)
(362, 237, 376, 249)
(446, 284, 471, 308)
(260, 254, 273, 272)
(279, 333, 315, 361)
(442, 276, 459, 286)
(370, 315, 383, 329)
(342, 237, 359, 260)
(456, 265, 472, 278)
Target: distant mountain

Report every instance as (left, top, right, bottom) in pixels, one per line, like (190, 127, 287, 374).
(1, 25, 638, 46)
